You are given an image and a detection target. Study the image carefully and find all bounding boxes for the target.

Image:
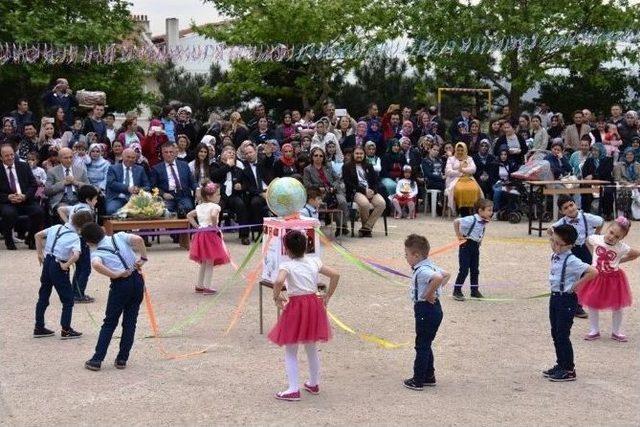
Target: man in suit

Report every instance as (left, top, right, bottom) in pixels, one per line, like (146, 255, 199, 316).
(105, 148, 151, 215)
(564, 110, 590, 152)
(151, 143, 196, 214)
(0, 144, 44, 249)
(44, 147, 89, 212)
(240, 143, 271, 234)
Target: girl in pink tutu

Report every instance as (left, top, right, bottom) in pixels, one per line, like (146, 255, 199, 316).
(577, 217, 639, 342)
(186, 181, 230, 295)
(268, 230, 340, 401)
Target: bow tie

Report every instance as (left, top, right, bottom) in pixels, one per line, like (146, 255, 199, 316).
(568, 218, 579, 224)
(479, 220, 488, 224)
(552, 254, 561, 262)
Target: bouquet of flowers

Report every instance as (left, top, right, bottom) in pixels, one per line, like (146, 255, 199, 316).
(115, 188, 166, 219)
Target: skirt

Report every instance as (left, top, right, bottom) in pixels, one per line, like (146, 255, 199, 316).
(577, 269, 632, 310)
(268, 294, 331, 346)
(189, 230, 230, 265)
(454, 176, 482, 208)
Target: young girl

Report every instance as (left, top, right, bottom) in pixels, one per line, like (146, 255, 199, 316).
(187, 181, 229, 295)
(391, 165, 418, 219)
(269, 230, 340, 401)
(577, 217, 639, 342)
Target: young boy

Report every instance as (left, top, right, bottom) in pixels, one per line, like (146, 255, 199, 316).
(82, 223, 148, 371)
(452, 198, 493, 300)
(58, 184, 99, 303)
(299, 187, 322, 220)
(543, 224, 597, 382)
(548, 194, 604, 318)
(33, 210, 94, 339)
(403, 234, 450, 390)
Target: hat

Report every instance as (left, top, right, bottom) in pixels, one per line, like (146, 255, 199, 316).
(200, 135, 215, 146)
(402, 165, 412, 172)
(178, 106, 192, 114)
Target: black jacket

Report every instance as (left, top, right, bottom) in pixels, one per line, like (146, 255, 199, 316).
(240, 160, 273, 196)
(493, 134, 529, 165)
(211, 163, 245, 198)
(342, 161, 380, 202)
(582, 157, 614, 182)
(0, 160, 37, 204)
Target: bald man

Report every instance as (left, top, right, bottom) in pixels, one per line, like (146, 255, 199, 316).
(42, 77, 77, 126)
(44, 147, 89, 211)
(105, 148, 150, 214)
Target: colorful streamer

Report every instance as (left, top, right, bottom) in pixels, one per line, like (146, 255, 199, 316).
(327, 310, 410, 349)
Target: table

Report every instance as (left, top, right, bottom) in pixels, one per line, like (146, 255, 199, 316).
(524, 180, 609, 237)
(259, 280, 327, 334)
(103, 218, 191, 249)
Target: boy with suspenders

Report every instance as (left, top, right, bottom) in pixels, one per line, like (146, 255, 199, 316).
(33, 210, 94, 338)
(543, 224, 597, 382)
(549, 195, 604, 318)
(452, 198, 494, 301)
(58, 184, 99, 303)
(81, 223, 148, 371)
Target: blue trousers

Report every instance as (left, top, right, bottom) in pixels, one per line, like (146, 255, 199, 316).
(455, 240, 480, 287)
(413, 300, 443, 383)
(36, 255, 74, 329)
(572, 244, 592, 265)
(72, 239, 91, 298)
(549, 293, 577, 370)
(91, 270, 144, 362)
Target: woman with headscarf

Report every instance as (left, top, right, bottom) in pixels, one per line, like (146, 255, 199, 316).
(128, 142, 151, 177)
(613, 147, 640, 218)
(86, 143, 110, 193)
(342, 120, 367, 151)
(312, 118, 343, 162)
(364, 141, 381, 173)
(472, 139, 496, 198)
(333, 115, 354, 147)
(400, 120, 416, 145)
(380, 139, 407, 196)
(366, 118, 385, 155)
(445, 142, 482, 216)
(582, 142, 614, 216)
(273, 143, 298, 178)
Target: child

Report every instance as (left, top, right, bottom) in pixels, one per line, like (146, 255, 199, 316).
(72, 140, 89, 170)
(391, 165, 418, 219)
(542, 224, 597, 382)
(82, 222, 148, 371)
(186, 181, 230, 295)
(33, 210, 94, 339)
(403, 234, 450, 390)
(268, 230, 339, 401)
(27, 151, 47, 201)
(549, 194, 604, 318)
(452, 198, 493, 300)
(299, 187, 321, 220)
(577, 217, 639, 342)
(57, 184, 99, 303)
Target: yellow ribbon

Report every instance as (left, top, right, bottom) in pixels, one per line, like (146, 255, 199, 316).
(327, 310, 410, 349)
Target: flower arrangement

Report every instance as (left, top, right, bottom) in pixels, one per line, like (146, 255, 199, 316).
(115, 188, 166, 219)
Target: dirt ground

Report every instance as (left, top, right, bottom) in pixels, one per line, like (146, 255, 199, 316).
(1, 217, 638, 426)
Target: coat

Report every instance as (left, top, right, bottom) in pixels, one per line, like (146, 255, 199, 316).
(106, 163, 151, 202)
(44, 163, 89, 208)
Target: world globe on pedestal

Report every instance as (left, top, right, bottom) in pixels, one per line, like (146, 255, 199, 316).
(265, 177, 307, 217)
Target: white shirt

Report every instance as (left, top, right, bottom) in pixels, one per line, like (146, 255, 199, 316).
(587, 235, 630, 271)
(4, 164, 22, 194)
(165, 162, 178, 191)
(279, 257, 323, 296)
(62, 165, 75, 192)
(195, 202, 221, 228)
(249, 162, 267, 190)
(119, 165, 134, 198)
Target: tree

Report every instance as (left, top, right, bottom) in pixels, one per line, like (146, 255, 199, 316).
(0, 0, 150, 116)
(403, 0, 640, 113)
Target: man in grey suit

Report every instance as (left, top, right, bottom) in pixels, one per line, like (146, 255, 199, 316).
(45, 147, 89, 211)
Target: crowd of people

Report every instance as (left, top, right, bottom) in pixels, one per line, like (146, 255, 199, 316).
(2, 77, 640, 253)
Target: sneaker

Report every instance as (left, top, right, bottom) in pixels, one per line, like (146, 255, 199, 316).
(114, 359, 127, 369)
(470, 288, 484, 299)
(303, 382, 319, 395)
(611, 333, 628, 342)
(453, 289, 465, 301)
(584, 332, 601, 341)
(548, 369, 576, 382)
(195, 286, 204, 293)
(574, 307, 588, 318)
(275, 390, 300, 401)
(202, 288, 217, 295)
(423, 375, 436, 387)
(33, 326, 55, 338)
(542, 365, 561, 378)
(60, 328, 82, 340)
(85, 360, 101, 371)
(403, 378, 423, 391)
(74, 295, 95, 304)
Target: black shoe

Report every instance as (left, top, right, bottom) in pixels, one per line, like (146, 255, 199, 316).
(144, 239, 152, 248)
(241, 237, 251, 245)
(4, 239, 17, 250)
(548, 369, 576, 382)
(403, 378, 423, 391)
(27, 241, 36, 250)
(575, 306, 588, 319)
(33, 326, 55, 338)
(61, 328, 82, 339)
(453, 289, 465, 301)
(542, 365, 561, 378)
(358, 228, 372, 238)
(74, 295, 95, 304)
(114, 359, 127, 369)
(470, 288, 484, 299)
(341, 227, 350, 236)
(423, 375, 436, 386)
(85, 360, 101, 371)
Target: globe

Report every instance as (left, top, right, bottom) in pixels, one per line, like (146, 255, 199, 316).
(266, 177, 308, 217)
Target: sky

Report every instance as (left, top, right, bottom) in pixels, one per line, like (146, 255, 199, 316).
(130, 0, 222, 36)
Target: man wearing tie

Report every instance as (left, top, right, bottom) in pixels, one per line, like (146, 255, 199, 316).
(240, 143, 272, 234)
(0, 144, 44, 250)
(44, 147, 89, 213)
(151, 143, 196, 214)
(105, 148, 151, 215)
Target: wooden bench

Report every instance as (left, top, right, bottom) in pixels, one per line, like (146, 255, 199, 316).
(103, 218, 191, 249)
(259, 280, 327, 334)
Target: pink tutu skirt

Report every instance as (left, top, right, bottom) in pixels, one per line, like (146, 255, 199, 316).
(268, 294, 331, 346)
(577, 269, 632, 310)
(189, 230, 230, 265)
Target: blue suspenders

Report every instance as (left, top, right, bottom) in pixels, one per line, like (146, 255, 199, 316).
(97, 236, 130, 271)
(413, 264, 436, 302)
(563, 212, 588, 244)
(50, 226, 74, 259)
(556, 254, 573, 293)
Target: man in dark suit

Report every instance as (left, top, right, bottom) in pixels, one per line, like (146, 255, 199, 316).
(0, 144, 44, 249)
(151, 143, 196, 214)
(105, 148, 151, 215)
(240, 143, 272, 234)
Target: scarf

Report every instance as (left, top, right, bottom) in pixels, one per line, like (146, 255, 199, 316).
(280, 143, 295, 166)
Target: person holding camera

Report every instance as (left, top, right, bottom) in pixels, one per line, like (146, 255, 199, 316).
(42, 78, 77, 127)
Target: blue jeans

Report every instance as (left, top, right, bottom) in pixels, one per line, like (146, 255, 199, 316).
(36, 255, 74, 329)
(91, 270, 144, 362)
(72, 239, 91, 298)
(455, 240, 480, 287)
(413, 300, 443, 383)
(549, 293, 577, 370)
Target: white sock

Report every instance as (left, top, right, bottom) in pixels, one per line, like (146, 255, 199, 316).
(197, 264, 206, 287)
(304, 343, 320, 386)
(588, 309, 600, 335)
(612, 310, 623, 335)
(203, 263, 214, 288)
(284, 344, 299, 393)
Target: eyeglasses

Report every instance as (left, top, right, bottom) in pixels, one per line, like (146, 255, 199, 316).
(313, 154, 324, 158)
